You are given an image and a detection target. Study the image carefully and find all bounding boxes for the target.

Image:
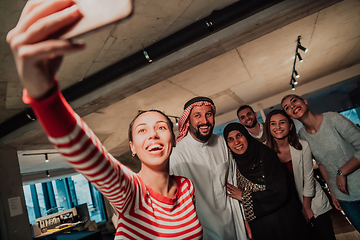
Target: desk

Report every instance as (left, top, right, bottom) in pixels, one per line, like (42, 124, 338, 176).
(34, 230, 101, 240)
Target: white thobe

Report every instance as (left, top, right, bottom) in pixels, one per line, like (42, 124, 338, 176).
(170, 133, 247, 240)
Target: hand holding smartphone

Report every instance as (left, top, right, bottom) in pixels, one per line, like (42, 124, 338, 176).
(59, 0, 133, 39)
(6, 0, 133, 99)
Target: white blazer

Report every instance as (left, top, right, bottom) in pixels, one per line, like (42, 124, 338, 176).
(290, 139, 332, 218)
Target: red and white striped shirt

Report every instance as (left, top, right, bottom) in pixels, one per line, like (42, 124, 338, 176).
(24, 86, 202, 240)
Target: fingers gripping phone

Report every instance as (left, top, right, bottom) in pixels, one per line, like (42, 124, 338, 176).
(59, 0, 133, 39)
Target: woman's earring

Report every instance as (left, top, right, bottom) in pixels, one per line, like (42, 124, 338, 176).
(132, 152, 136, 158)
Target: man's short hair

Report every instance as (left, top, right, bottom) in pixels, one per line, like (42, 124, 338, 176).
(236, 105, 254, 116)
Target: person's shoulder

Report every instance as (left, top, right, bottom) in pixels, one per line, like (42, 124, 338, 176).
(298, 139, 309, 149)
(210, 133, 225, 142)
(174, 176, 194, 192)
(173, 135, 191, 151)
(213, 133, 224, 140)
(209, 134, 227, 146)
(323, 111, 348, 121)
(298, 125, 306, 136)
(175, 175, 192, 184)
(323, 111, 350, 125)
(170, 137, 191, 161)
(323, 111, 341, 119)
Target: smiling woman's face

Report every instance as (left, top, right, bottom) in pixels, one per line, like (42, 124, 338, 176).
(129, 112, 174, 169)
(281, 96, 308, 120)
(226, 130, 248, 155)
(269, 113, 292, 140)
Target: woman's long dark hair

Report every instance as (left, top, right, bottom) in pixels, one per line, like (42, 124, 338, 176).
(265, 109, 302, 153)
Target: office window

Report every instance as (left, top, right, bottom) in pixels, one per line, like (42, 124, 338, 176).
(71, 174, 106, 223)
(23, 185, 36, 224)
(23, 174, 106, 224)
(72, 175, 93, 206)
(340, 108, 360, 125)
(35, 183, 47, 217)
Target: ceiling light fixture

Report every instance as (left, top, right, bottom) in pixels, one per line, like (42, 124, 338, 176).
(297, 35, 308, 54)
(294, 70, 300, 78)
(298, 44, 308, 53)
(22, 152, 59, 163)
(289, 35, 308, 90)
(297, 52, 303, 62)
(291, 76, 298, 85)
(46, 170, 50, 177)
(141, 44, 153, 63)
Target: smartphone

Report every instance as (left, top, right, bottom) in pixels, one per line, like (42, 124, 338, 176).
(59, 0, 133, 39)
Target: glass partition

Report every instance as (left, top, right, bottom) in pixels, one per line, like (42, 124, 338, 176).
(23, 174, 106, 224)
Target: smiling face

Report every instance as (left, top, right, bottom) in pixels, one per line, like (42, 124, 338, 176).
(226, 130, 248, 155)
(187, 105, 215, 142)
(281, 95, 308, 119)
(237, 108, 258, 128)
(129, 112, 174, 170)
(269, 113, 292, 140)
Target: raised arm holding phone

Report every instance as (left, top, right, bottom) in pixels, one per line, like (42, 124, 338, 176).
(7, 1, 203, 239)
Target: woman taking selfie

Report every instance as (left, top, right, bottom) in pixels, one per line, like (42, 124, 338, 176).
(282, 94, 360, 232)
(6, 1, 202, 239)
(265, 109, 335, 240)
(224, 123, 312, 240)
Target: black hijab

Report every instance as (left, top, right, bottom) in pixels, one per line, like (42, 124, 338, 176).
(223, 122, 284, 185)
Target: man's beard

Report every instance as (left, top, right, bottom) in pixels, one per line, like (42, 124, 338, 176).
(189, 123, 214, 142)
(246, 118, 258, 128)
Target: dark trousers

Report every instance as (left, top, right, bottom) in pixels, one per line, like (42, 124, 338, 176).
(311, 211, 336, 240)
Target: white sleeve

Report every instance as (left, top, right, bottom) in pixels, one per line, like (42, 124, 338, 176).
(302, 141, 316, 198)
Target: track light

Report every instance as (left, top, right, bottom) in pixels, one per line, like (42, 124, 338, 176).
(23, 152, 58, 163)
(291, 76, 298, 85)
(143, 50, 152, 63)
(298, 44, 308, 53)
(297, 35, 308, 53)
(141, 44, 153, 63)
(46, 170, 50, 177)
(175, 118, 179, 126)
(289, 36, 308, 90)
(297, 52, 303, 62)
(294, 70, 300, 78)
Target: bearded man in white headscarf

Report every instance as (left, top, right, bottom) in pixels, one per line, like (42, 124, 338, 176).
(170, 96, 247, 240)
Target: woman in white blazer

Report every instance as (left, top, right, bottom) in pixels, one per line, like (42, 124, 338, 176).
(265, 109, 335, 240)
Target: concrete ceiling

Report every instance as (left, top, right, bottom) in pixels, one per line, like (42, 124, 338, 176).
(1, 0, 360, 179)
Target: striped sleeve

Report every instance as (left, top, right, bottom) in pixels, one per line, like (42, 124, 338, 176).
(23, 84, 137, 213)
(23, 84, 203, 239)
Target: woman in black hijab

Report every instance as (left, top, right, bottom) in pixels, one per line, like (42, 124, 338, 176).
(224, 122, 312, 240)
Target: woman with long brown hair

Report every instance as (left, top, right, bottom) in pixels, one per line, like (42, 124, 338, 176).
(265, 109, 335, 240)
